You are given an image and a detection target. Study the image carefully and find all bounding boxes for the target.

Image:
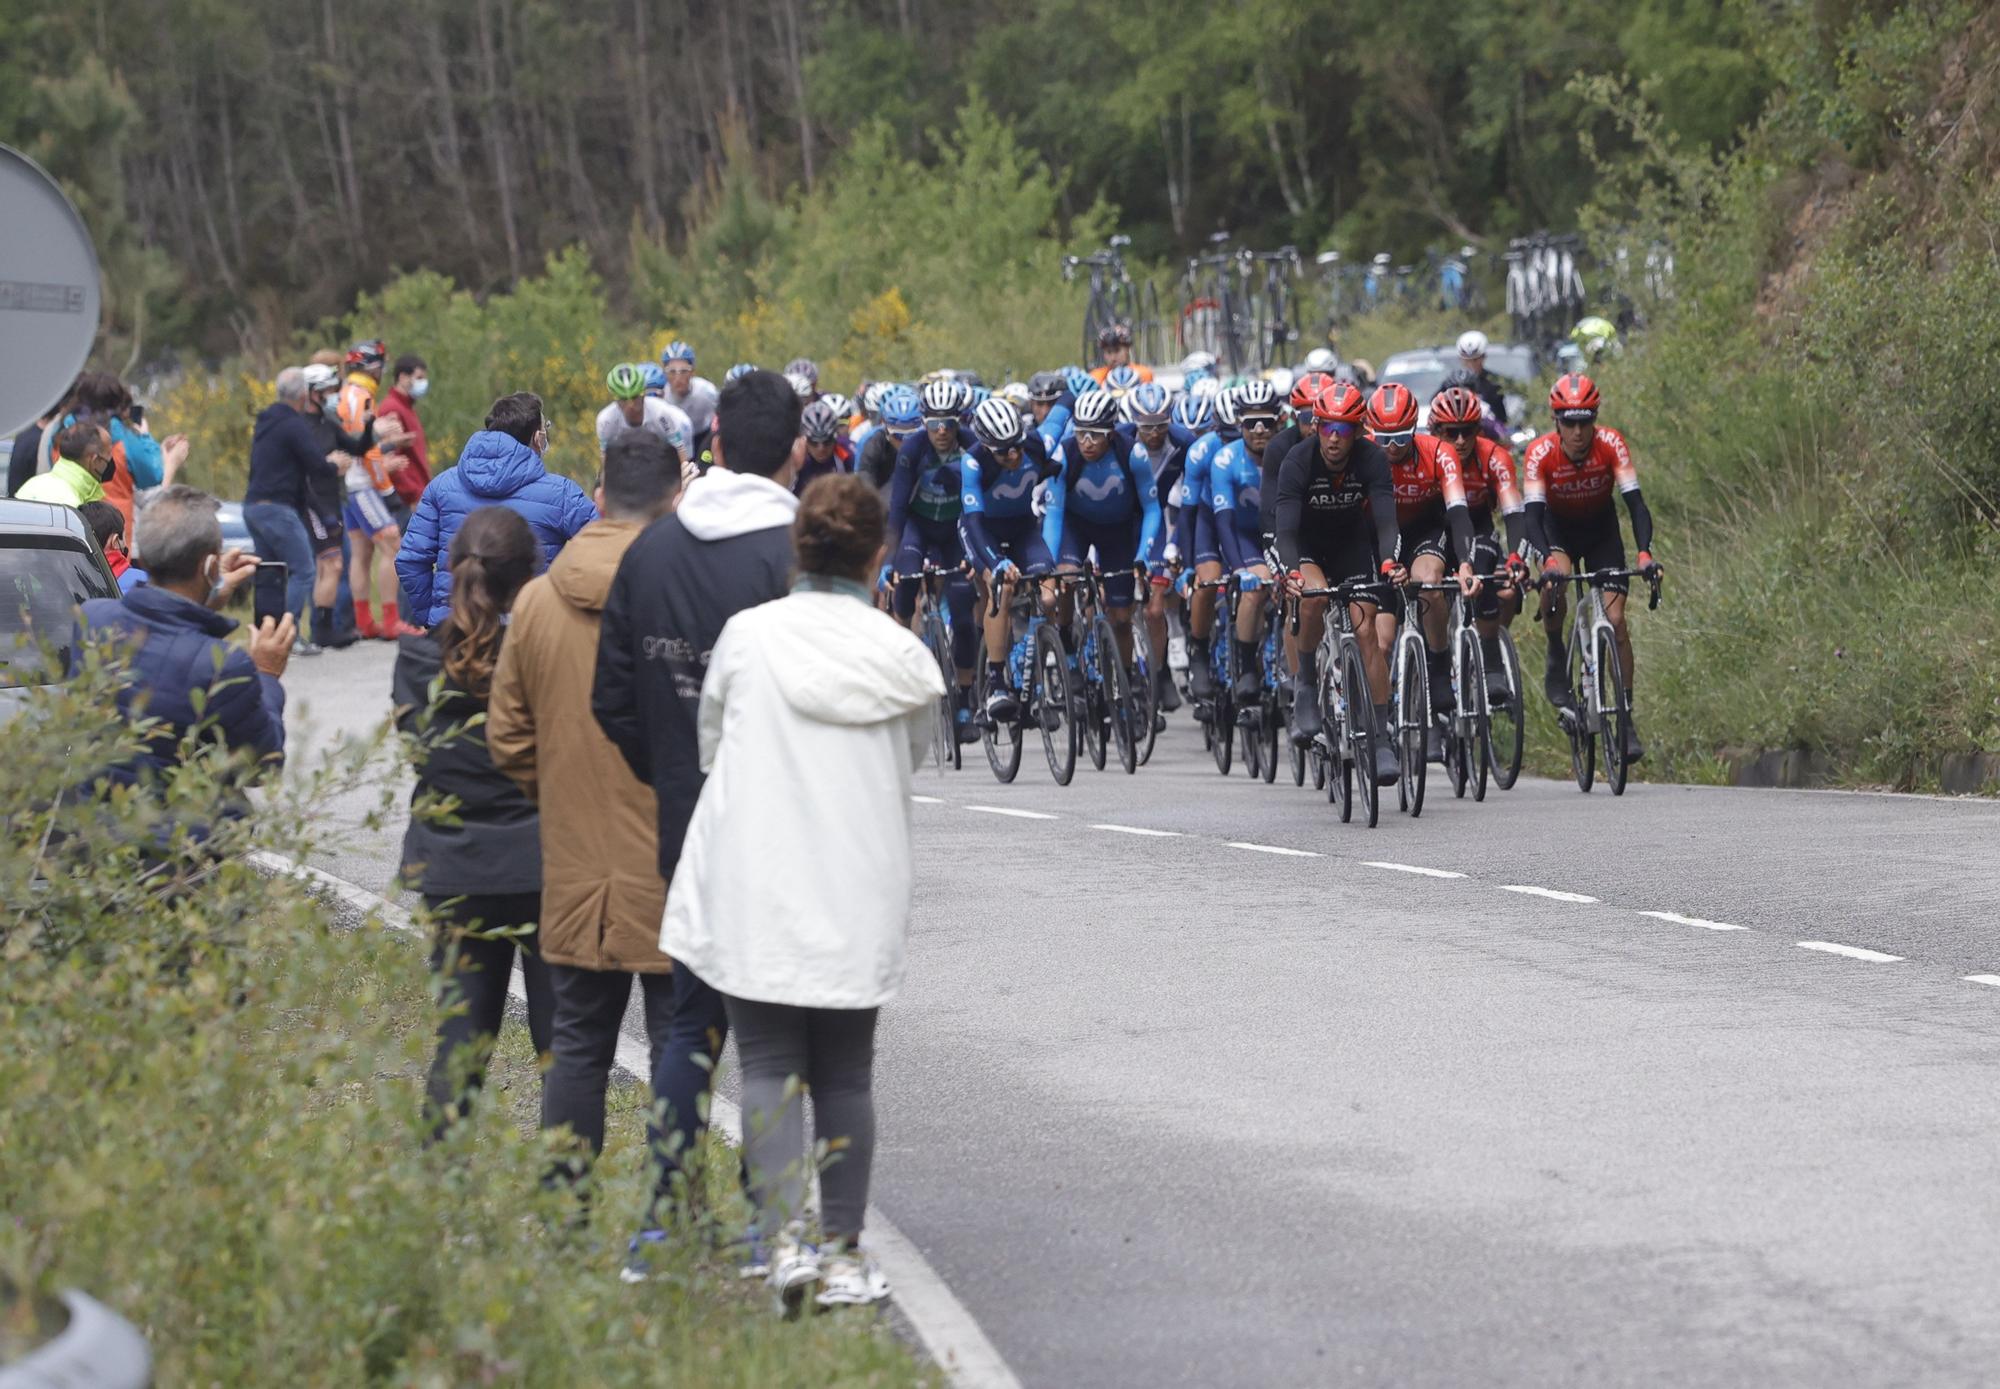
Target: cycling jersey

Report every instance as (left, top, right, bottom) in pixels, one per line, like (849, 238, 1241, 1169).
(851, 418, 880, 452)
(1177, 426, 1237, 567)
(1037, 401, 1073, 452)
(1449, 433, 1527, 557)
(1521, 424, 1653, 564)
(858, 428, 908, 492)
(960, 433, 1062, 574)
(1044, 430, 1161, 608)
(337, 374, 391, 495)
(792, 439, 855, 495)
(1208, 437, 1267, 572)
(597, 397, 693, 460)
(1387, 433, 1469, 527)
(1272, 437, 1399, 584)
(1257, 422, 1307, 545)
(668, 377, 719, 437)
(887, 426, 975, 534)
(1089, 363, 1155, 385)
(1132, 435, 1186, 568)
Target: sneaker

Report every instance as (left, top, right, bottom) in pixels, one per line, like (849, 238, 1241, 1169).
(767, 1223, 821, 1318)
(620, 1227, 669, 1285)
(292, 638, 325, 657)
(984, 685, 1019, 723)
(817, 1244, 891, 1308)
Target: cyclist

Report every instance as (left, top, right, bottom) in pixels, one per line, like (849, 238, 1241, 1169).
(640, 363, 670, 399)
(784, 357, 821, 401)
(1454, 330, 1510, 426)
(598, 363, 694, 465)
(1103, 363, 1143, 400)
(851, 383, 886, 452)
(887, 379, 981, 743)
(337, 340, 421, 639)
(1042, 388, 1161, 671)
(1273, 379, 1400, 783)
(1260, 370, 1334, 551)
(1429, 386, 1528, 703)
(660, 341, 718, 467)
(1522, 372, 1657, 762)
(819, 391, 854, 436)
(1177, 387, 1240, 698)
(1090, 323, 1155, 384)
(961, 397, 1063, 722)
(861, 384, 921, 491)
(1367, 382, 1480, 717)
(1027, 371, 1070, 444)
(793, 399, 854, 494)
(1127, 383, 1184, 712)
(1211, 380, 1284, 701)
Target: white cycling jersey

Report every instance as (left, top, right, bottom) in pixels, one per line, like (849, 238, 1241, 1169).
(668, 377, 719, 438)
(597, 396, 693, 459)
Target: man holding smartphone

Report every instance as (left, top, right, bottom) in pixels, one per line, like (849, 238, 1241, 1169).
(245, 366, 345, 653)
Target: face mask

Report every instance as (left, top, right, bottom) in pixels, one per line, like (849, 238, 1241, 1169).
(204, 554, 224, 605)
(410, 378, 430, 400)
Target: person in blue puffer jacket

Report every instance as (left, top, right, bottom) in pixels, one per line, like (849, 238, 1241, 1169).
(397, 392, 598, 628)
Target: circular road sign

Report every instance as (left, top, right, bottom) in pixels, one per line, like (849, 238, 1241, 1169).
(0, 144, 102, 438)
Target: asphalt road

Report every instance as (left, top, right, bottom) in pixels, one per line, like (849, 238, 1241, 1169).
(283, 640, 2000, 1387)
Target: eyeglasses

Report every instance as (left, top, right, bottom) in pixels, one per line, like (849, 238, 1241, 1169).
(1556, 413, 1598, 428)
(1438, 425, 1479, 441)
(1374, 429, 1416, 449)
(988, 442, 1023, 456)
(1317, 420, 1357, 439)
(1075, 427, 1113, 441)
(886, 424, 918, 437)
(1241, 415, 1278, 430)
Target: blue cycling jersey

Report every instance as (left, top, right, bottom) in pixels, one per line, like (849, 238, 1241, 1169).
(1042, 429, 1161, 565)
(1037, 401, 1072, 452)
(1175, 426, 1235, 559)
(961, 433, 1062, 571)
(887, 426, 975, 533)
(1208, 437, 1266, 570)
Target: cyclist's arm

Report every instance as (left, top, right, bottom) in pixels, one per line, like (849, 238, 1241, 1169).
(1438, 442, 1478, 565)
(1605, 429, 1653, 553)
(1623, 489, 1655, 554)
(1521, 442, 1552, 555)
(1134, 449, 1162, 567)
(1359, 447, 1400, 563)
(1040, 452, 1069, 560)
(1211, 458, 1251, 571)
(958, 457, 1000, 571)
(1273, 446, 1307, 574)
(885, 442, 918, 540)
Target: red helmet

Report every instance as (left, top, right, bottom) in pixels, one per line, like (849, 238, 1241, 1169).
(1366, 382, 1418, 433)
(344, 338, 387, 372)
(1429, 386, 1484, 428)
(1312, 379, 1367, 425)
(1290, 371, 1333, 412)
(1549, 372, 1602, 417)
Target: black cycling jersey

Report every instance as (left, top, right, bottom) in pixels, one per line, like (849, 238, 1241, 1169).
(1273, 437, 1399, 577)
(859, 429, 902, 491)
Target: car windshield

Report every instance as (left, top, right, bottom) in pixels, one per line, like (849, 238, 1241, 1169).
(0, 540, 109, 688)
(1484, 345, 1537, 383)
(1383, 361, 1450, 403)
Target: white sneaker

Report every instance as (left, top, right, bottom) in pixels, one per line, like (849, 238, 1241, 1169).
(816, 1245, 891, 1308)
(766, 1223, 821, 1318)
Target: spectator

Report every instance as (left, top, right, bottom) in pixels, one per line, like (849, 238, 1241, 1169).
(298, 364, 360, 648)
(244, 366, 343, 653)
(76, 500, 131, 586)
(392, 505, 553, 1141)
(76, 486, 284, 830)
(486, 432, 680, 1217)
(664, 474, 941, 1311)
(1455, 330, 1511, 427)
(43, 372, 187, 530)
(8, 390, 67, 497)
(15, 421, 113, 507)
(397, 392, 597, 629)
(592, 367, 801, 1275)
(337, 339, 421, 640)
(375, 354, 433, 513)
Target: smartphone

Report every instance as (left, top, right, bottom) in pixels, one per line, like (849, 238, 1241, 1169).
(252, 561, 289, 628)
(127, 403, 145, 426)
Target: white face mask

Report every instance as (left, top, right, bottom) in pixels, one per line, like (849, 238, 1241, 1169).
(410, 378, 430, 400)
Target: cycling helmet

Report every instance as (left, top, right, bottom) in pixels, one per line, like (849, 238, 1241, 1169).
(1548, 372, 1602, 418)
(1097, 321, 1134, 348)
(661, 340, 696, 366)
(968, 385, 992, 408)
(1440, 367, 1482, 393)
(921, 378, 970, 419)
(784, 357, 820, 388)
(1026, 371, 1065, 403)
(785, 371, 815, 401)
(862, 382, 890, 418)
(1302, 346, 1337, 372)
(1571, 316, 1620, 360)
(1429, 386, 1486, 428)
(1289, 371, 1333, 413)
(1456, 330, 1489, 359)
(1312, 379, 1368, 426)
(1062, 365, 1094, 397)
(1000, 380, 1032, 409)
(1128, 381, 1172, 426)
(972, 396, 1028, 450)
(1072, 388, 1119, 430)
(1105, 363, 1141, 393)
(345, 339, 387, 373)
(1366, 383, 1419, 433)
(1172, 392, 1213, 433)
(1181, 365, 1215, 389)
(725, 362, 757, 382)
(957, 370, 987, 390)
(880, 384, 922, 430)
(819, 391, 852, 423)
(606, 362, 647, 400)
(1235, 379, 1282, 421)
(1213, 387, 1242, 429)
(640, 362, 668, 394)
(1181, 350, 1219, 375)
(800, 400, 841, 443)
(302, 363, 340, 394)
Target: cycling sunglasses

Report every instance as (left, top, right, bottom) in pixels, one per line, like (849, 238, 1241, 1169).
(1240, 414, 1280, 430)
(1555, 411, 1598, 427)
(1437, 424, 1480, 441)
(1374, 429, 1417, 448)
(923, 414, 960, 428)
(1317, 420, 1357, 439)
(1074, 427, 1114, 441)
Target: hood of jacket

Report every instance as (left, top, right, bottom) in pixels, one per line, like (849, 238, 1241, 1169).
(545, 518, 643, 615)
(455, 430, 548, 499)
(763, 590, 944, 726)
(676, 467, 798, 541)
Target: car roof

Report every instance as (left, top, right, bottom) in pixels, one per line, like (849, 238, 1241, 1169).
(0, 497, 94, 543)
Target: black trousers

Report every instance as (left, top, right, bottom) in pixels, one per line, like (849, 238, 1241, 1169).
(541, 964, 675, 1199)
(424, 891, 553, 1141)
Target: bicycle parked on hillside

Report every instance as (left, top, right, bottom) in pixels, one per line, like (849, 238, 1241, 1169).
(1536, 566, 1664, 796)
(1065, 235, 1166, 365)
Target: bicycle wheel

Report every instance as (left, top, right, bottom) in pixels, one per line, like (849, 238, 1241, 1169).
(1487, 626, 1525, 791)
(1098, 616, 1137, 775)
(1567, 624, 1596, 793)
(1131, 641, 1159, 768)
(1258, 695, 1280, 783)
(1288, 694, 1308, 787)
(922, 608, 954, 771)
(1597, 624, 1630, 797)
(1240, 718, 1261, 780)
(1080, 650, 1108, 772)
(1033, 623, 1077, 786)
(1343, 639, 1380, 828)
(975, 658, 1022, 783)
(1323, 658, 1351, 820)
(1396, 633, 1428, 817)
(1211, 637, 1235, 775)
(1461, 630, 1491, 803)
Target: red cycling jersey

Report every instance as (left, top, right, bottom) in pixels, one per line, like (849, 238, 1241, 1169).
(1522, 426, 1639, 518)
(1454, 434, 1523, 515)
(1385, 433, 1468, 527)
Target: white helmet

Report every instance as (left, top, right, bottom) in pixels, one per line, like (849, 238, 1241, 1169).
(1456, 330, 1489, 359)
(921, 378, 971, 418)
(1181, 350, 1219, 374)
(1303, 347, 1337, 372)
(301, 363, 340, 393)
(972, 396, 1027, 450)
(786, 371, 816, 401)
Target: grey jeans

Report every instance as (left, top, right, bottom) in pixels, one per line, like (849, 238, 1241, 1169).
(721, 996, 880, 1242)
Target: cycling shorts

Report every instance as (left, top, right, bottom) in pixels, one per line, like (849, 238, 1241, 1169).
(1059, 516, 1139, 607)
(1294, 519, 1378, 590)
(1188, 506, 1222, 568)
(1545, 506, 1628, 594)
(893, 517, 965, 583)
(342, 488, 396, 537)
(1395, 516, 1448, 566)
(304, 503, 343, 557)
(968, 514, 1054, 577)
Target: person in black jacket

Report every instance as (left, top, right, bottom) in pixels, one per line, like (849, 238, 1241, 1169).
(592, 367, 800, 1250)
(300, 362, 372, 647)
(244, 367, 344, 652)
(395, 505, 553, 1142)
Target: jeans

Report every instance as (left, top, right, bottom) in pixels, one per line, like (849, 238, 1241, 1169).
(424, 892, 554, 1141)
(655, 965, 731, 1203)
(541, 965, 676, 1204)
(242, 501, 315, 621)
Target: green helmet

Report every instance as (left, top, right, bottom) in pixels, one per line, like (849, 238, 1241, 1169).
(607, 362, 646, 400)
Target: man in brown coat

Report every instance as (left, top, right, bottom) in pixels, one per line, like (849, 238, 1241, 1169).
(488, 431, 681, 1219)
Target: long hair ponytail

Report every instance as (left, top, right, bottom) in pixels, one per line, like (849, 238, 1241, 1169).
(439, 507, 537, 700)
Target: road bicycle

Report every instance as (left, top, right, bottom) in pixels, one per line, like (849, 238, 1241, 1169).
(1237, 246, 1303, 372)
(1130, 609, 1161, 767)
(1228, 573, 1284, 784)
(1191, 572, 1249, 775)
(1387, 582, 1458, 818)
(1439, 588, 1490, 803)
(976, 572, 1078, 785)
(1291, 581, 1387, 828)
(901, 564, 966, 773)
(1064, 235, 1166, 366)
(1059, 563, 1143, 775)
(1535, 567, 1664, 796)
(1484, 603, 1527, 792)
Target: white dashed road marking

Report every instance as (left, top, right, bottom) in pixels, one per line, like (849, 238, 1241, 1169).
(966, 805, 1060, 820)
(1362, 861, 1467, 879)
(1963, 975, 2000, 988)
(1226, 842, 1321, 858)
(1499, 885, 1599, 904)
(1091, 824, 1183, 837)
(1798, 941, 1904, 963)
(911, 794, 947, 805)
(1638, 910, 1748, 932)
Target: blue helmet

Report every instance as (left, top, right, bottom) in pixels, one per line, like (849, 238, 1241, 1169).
(725, 362, 756, 382)
(880, 384, 922, 430)
(1182, 364, 1215, 388)
(640, 362, 668, 394)
(1061, 365, 1094, 397)
(1173, 392, 1213, 433)
(662, 340, 695, 366)
(1128, 381, 1172, 426)
(1105, 364, 1142, 393)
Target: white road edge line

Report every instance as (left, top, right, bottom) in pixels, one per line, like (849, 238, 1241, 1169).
(1499, 884, 1599, 904)
(249, 851, 1022, 1389)
(1362, 861, 1466, 879)
(910, 795, 947, 805)
(1090, 824, 1182, 837)
(1798, 940, 1905, 963)
(964, 805, 1060, 821)
(1225, 842, 1321, 858)
(1963, 975, 2000, 988)
(1637, 910, 1748, 932)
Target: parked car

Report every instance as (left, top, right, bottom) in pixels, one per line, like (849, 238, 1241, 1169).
(215, 499, 257, 558)
(0, 498, 119, 723)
